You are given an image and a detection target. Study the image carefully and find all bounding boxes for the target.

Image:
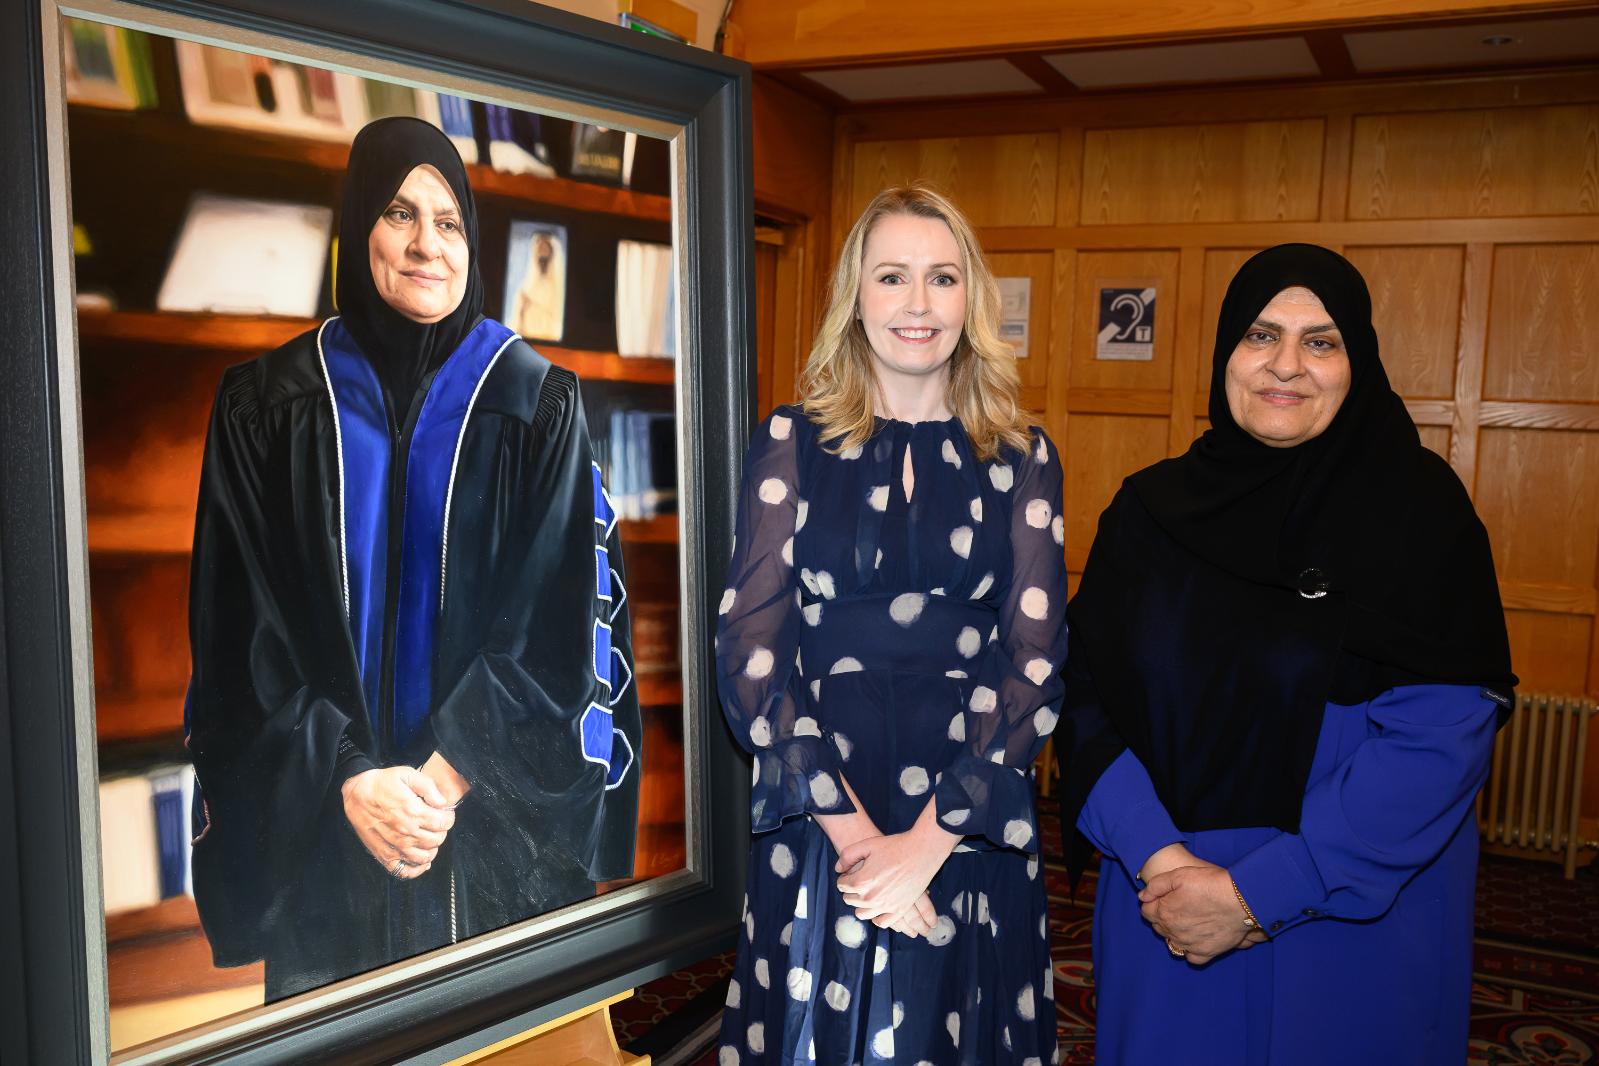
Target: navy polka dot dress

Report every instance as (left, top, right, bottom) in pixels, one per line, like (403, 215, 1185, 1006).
(714, 406, 1066, 1065)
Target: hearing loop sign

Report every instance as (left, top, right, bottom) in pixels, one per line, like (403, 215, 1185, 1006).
(1096, 286, 1156, 361)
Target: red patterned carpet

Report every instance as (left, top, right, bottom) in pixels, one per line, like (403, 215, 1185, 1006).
(614, 803, 1599, 1065)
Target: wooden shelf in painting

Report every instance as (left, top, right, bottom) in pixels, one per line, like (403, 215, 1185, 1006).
(74, 310, 677, 385)
(87, 511, 193, 555)
(618, 513, 679, 545)
(97, 693, 185, 743)
(105, 895, 263, 1006)
(97, 674, 678, 745)
(636, 672, 682, 708)
(68, 105, 672, 222)
(87, 508, 677, 558)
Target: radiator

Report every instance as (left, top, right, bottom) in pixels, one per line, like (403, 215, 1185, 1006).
(1476, 692, 1598, 879)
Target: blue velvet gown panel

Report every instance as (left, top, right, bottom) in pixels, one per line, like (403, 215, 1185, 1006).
(716, 406, 1068, 1065)
(1078, 684, 1499, 1066)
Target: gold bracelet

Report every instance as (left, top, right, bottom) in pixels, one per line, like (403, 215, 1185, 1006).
(1230, 877, 1259, 930)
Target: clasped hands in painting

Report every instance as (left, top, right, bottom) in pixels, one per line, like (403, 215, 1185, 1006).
(1138, 842, 1268, 965)
(340, 752, 471, 880)
(816, 774, 961, 939)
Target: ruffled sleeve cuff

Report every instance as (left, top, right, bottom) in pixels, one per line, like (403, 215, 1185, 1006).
(750, 733, 855, 832)
(933, 753, 1039, 853)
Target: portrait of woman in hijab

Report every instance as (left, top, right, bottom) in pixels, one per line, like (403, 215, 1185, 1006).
(1057, 244, 1517, 1065)
(183, 116, 641, 1001)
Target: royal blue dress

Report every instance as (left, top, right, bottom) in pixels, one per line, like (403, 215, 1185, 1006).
(714, 406, 1067, 1065)
(1078, 683, 1499, 1065)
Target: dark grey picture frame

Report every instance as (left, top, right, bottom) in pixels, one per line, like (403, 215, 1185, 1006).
(0, 0, 754, 1062)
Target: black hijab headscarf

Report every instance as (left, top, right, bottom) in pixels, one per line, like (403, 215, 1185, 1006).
(1060, 244, 1515, 843)
(336, 117, 484, 419)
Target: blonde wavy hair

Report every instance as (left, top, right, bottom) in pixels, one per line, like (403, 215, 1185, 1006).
(798, 184, 1033, 461)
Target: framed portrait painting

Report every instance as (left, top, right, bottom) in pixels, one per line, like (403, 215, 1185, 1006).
(0, 0, 755, 1063)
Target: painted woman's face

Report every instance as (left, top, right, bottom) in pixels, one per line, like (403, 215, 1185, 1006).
(367, 164, 469, 323)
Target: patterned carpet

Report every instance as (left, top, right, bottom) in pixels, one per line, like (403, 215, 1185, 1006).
(613, 803, 1599, 1065)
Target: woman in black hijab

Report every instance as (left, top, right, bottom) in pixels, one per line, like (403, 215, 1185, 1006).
(185, 117, 641, 1001)
(1057, 244, 1514, 1065)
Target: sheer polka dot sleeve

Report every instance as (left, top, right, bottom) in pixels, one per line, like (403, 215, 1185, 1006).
(933, 428, 1067, 852)
(716, 408, 854, 830)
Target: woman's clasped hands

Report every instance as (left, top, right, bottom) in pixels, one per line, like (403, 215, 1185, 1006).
(817, 778, 960, 939)
(1137, 842, 1267, 965)
(341, 751, 470, 880)
(831, 792, 961, 939)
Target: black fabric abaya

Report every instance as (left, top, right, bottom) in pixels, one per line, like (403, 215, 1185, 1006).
(1057, 244, 1515, 870)
(184, 119, 640, 1000)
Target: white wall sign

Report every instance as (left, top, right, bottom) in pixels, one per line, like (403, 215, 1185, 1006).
(997, 276, 1031, 358)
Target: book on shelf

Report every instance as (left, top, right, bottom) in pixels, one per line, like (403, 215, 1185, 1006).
(590, 403, 676, 521)
(157, 193, 333, 318)
(63, 19, 157, 110)
(614, 240, 677, 359)
(570, 123, 634, 186)
(484, 104, 556, 178)
(100, 764, 196, 915)
(173, 38, 448, 143)
(363, 80, 444, 127)
(629, 601, 681, 673)
(437, 94, 479, 164)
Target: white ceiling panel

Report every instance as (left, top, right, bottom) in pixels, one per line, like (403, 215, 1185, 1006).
(1045, 37, 1319, 89)
(802, 59, 1043, 102)
(1345, 15, 1599, 72)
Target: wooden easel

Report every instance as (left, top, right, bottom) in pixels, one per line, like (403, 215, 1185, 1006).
(446, 989, 649, 1066)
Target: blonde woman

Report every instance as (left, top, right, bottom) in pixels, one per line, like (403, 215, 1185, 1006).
(714, 186, 1065, 1064)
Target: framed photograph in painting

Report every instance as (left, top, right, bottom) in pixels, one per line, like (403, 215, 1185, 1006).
(0, 0, 754, 1063)
(503, 220, 568, 343)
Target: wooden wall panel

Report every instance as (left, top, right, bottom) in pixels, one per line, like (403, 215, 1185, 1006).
(1484, 243, 1599, 403)
(1062, 414, 1167, 564)
(1475, 427, 1599, 590)
(1348, 104, 1599, 220)
(1080, 120, 1324, 225)
(1416, 424, 1451, 460)
(1069, 250, 1180, 392)
(1505, 611, 1593, 695)
(1344, 245, 1463, 399)
(987, 251, 1054, 392)
(849, 134, 1059, 227)
(1198, 248, 1265, 396)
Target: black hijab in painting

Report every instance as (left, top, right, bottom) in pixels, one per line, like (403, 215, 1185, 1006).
(1060, 244, 1515, 841)
(336, 116, 484, 418)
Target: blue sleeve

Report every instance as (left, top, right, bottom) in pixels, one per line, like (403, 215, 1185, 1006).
(1229, 683, 1498, 937)
(716, 409, 854, 830)
(1076, 747, 1188, 881)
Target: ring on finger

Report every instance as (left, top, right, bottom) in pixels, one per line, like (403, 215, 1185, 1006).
(1166, 939, 1186, 958)
(390, 858, 409, 878)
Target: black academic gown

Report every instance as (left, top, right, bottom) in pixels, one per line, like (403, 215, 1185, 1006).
(185, 317, 641, 1001)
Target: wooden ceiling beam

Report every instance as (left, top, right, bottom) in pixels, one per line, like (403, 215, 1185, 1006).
(1005, 53, 1081, 95)
(728, 0, 1593, 68)
(1304, 29, 1360, 78)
